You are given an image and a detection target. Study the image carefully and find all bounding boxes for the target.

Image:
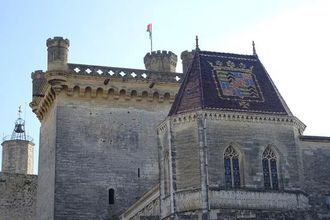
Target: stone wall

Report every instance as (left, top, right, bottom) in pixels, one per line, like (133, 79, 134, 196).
(1, 140, 34, 174)
(172, 121, 200, 190)
(36, 101, 57, 220)
(300, 137, 330, 219)
(214, 209, 310, 220)
(206, 116, 303, 190)
(157, 111, 308, 219)
(0, 172, 37, 220)
(52, 93, 171, 219)
(120, 185, 160, 220)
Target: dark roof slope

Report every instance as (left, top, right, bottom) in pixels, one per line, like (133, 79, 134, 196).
(169, 50, 290, 116)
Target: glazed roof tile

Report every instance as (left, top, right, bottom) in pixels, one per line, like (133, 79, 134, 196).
(169, 50, 290, 116)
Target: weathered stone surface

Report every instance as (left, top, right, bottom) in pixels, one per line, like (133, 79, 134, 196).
(172, 121, 200, 190)
(1, 140, 34, 174)
(300, 138, 330, 219)
(53, 96, 169, 219)
(206, 118, 303, 190)
(0, 172, 37, 220)
(120, 185, 160, 220)
(144, 51, 178, 73)
(36, 103, 57, 220)
(26, 37, 330, 220)
(155, 111, 315, 220)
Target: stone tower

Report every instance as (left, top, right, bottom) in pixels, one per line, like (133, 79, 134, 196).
(30, 37, 181, 219)
(47, 37, 70, 71)
(157, 50, 310, 219)
(180, 50, 195, 73)
(1, 107, 34, 174)
(144, 50, 177, 72)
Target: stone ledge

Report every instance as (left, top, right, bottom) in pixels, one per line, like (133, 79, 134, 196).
(299, 135, 330, 143)
(209, 189, 310, 210)
(68, 63, 182, 83)
(160, 188, 310, 218)
(167, 110, 305, 132)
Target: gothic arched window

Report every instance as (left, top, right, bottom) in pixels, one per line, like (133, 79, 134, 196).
(262, 147, 279, 190)
(224, 146, 241, 188)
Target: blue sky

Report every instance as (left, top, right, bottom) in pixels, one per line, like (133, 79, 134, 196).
(1, 0, 329, 173)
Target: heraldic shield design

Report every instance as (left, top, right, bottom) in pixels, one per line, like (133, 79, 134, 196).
(209, 60, 264, 104)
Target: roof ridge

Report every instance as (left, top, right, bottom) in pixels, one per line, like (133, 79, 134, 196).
(196, 51, 205, 109)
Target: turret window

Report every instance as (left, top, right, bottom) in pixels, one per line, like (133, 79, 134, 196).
(262, 147, 279, 190)
(224, 146, 241, 188)
(109, 188, 115, 204)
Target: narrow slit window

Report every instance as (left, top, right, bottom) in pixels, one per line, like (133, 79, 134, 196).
(109, 188, 115, 204)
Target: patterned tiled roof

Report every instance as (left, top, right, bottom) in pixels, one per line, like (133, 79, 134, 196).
(169, 50, 291, 116)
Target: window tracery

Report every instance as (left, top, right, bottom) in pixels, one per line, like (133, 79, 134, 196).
(224, 146, 241, 188)
(262, 147, 279, 190)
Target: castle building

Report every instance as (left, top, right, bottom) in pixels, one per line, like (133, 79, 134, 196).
(0, 107, 37, 220)
(120, 44, 330, 220)
(1, 36, 330, 220)
(30, 37, 181, 220)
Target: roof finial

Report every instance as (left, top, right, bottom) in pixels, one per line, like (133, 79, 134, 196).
(195, 35, 200, 51)
(18, 105, 22, 118)
(252, 40, 257, 56)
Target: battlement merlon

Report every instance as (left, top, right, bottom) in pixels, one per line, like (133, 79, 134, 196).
(144, 50, 178, 72)
(47, 37, 70, 71)
(30, 37, 182, 121)
(30, 63, 182, 121)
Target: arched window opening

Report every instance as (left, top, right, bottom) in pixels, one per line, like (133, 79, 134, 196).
(262, 147, 279, 190)
(109, 188, 115, 204)
(224, 146, 241, 188)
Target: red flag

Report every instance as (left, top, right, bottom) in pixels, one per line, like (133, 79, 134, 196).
(147, 23, 152, 39)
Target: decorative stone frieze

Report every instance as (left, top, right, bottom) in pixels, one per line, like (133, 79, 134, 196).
(30, 64, 180, 121)
(209, 189, 309, 210)
(168, 111, 305, 132)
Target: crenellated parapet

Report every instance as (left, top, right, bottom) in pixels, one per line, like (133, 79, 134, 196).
(144, 50, 178, 72)
(30, 63, 181, 121)
(67, 63, 182, 83)
(30, 37, 183, 121)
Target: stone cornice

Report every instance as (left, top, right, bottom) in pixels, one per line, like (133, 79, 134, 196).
(31, 67, 180, 122)
(299, 135, 330, 143)
(158, 110, 306, 133)
(30, 84, 55, 121)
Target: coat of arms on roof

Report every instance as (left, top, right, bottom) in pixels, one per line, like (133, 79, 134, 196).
(208, 60, 264, 105)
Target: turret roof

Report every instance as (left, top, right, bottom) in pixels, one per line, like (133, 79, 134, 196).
(169, 50, 291, 116)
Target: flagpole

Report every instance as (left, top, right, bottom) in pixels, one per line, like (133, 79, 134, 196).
(147, 23, 153, 53)
(150, 34, 153, 53)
